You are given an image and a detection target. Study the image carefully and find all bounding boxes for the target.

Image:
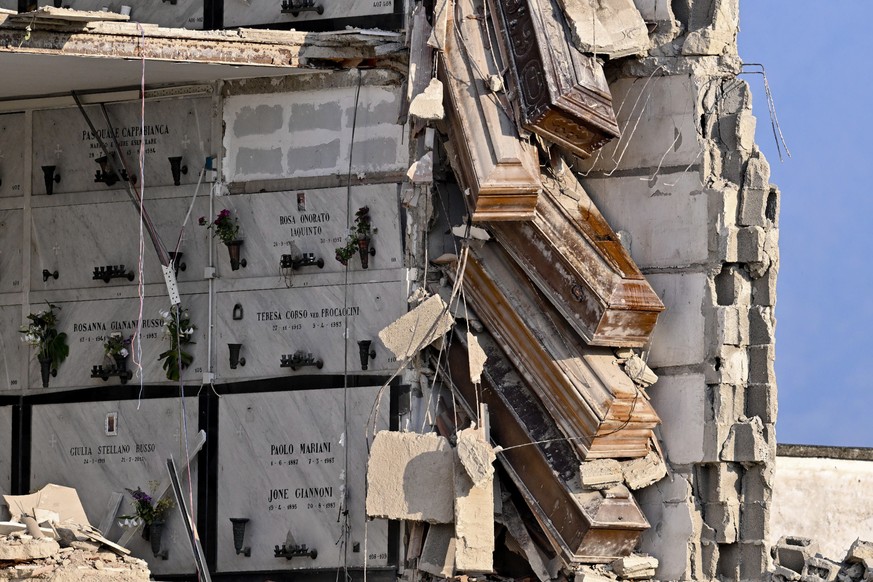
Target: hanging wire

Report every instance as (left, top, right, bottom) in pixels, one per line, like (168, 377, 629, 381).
(739, 63, 791, 162)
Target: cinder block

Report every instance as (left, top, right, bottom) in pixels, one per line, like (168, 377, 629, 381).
(715, 265, 752, 306)
(712, 306, 749, 346)
(740, 541, 770, 580)
(741, 464, 773, 504)
(739, 188, 769, 227)
(706, 346, 748, 386)
(701, 540, 720, 579)
(648, 374, 706, 465)
(745, 384, 777, 424)
(740, 501, 768, 541)
(718, 542, 741, 580)
(748, 306, 775, 346)
(751, 266, 778, 306)
(704, 501, 739, 543)
(698, 462, 741, 503)
(647, 272, 708, 368)
(711, 383, 743, 426)
(772, 536, 817, 574)
(748, 345, 776, 384)
(743, 154, 771, 191)
(720, 417, 769, 463)
(737, 226, 766, 263)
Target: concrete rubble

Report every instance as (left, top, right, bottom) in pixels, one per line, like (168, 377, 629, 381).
(0, 533, 149, 581)
(770, 536, 873, 582)
(366, 431, 455, 523)
(378, 294, 456, 361)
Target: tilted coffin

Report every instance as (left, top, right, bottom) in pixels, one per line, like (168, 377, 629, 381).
(440, 331, 650, 563)
(490, 0, 621, 158)
(490, 172, 664, 347)
(439, 0, 541, 221)
(451, 244, 660, 460)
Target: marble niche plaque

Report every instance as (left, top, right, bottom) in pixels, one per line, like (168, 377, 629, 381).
(0, 113, 25, 199)
(0, 405, 11, 497)
(0, 210, 23, 295)
(215, 280, 404, 378)
(32, 97, 213, 195)
(223, 86, 407, 183)
(215, 185, 403, 280)
(27, 293, 208, 390)
(29, 396, 199, 575)
(0, 305, 24, 392)
(223, 0, 396, 29)
(0, 1, 203, 28)
(216, 386, 390, 572)
(30, 196, 210, 291)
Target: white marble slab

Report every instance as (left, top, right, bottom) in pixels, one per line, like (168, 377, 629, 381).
(29, 396, 199, 574)
(0, 210, 23, 294)
(33, 98, 213, 195)
(0, 305, 24, 392)
(0, 405, 11, 496)
(223, 86, 407, 183)
(216, 386, 389, 572)
(223, 0, 396, 28)
(0, 0, 204, 29)
(0, 113, 25, 199)
(214, 185, 402, 280)
(215, 280, 404, 378)
(30, 195, 210, 290)
(24, 293, 208, 389)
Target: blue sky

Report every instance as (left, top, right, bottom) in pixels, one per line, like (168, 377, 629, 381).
(739, 2, 873, 446)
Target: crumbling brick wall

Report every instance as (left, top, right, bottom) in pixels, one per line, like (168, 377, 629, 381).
(576, 1, 778, 579)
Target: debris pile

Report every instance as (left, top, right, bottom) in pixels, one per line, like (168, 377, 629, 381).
(0, 484, 150, 581)
(0, 533, 149, 581)
(771, 536, 873, 582)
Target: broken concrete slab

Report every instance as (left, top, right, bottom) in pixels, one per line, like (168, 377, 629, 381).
(409, 78, 445, 122)
(556, 0, 650, 58)
(456, 427, 496, 487)
(845, 539, 873, 569)
(378, 294, 455, 361)
(0, 537, 59, 561)
(500, 499, 551, 582)
(611, 554, 659, 579)
(622, 354, 659, 387)
(407, 151, 434, 184)
(3, 485, 90, 527)
(466, 332, 487, 385)
(419, 524, 456, 578)
(622, 451, 668, 490)
(581, 459, 623, 490)
(453, 448, 494, 572)
(366, 431, 455, 523)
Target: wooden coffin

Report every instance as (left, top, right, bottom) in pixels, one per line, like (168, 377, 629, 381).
(490, 172, 664, 347)
(451, 244, 660, 459)
(439, 332, 650, 563)
(489, 0, 621, 158)
(439, 0, 542, 221)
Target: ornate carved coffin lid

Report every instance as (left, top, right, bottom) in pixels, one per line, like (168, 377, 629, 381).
(439, 332, 650, 564)
(489, 0, 621, 158)
(450, 244, 660, 460)
(438, 0, 542, 222)
(490, 171, 664, 347)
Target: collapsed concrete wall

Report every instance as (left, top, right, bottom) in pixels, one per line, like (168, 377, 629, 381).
(573, 2, 779, 578)
(0, 0, 780, 580)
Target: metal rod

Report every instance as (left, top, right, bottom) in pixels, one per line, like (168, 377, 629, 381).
(70, 91, 170, 267)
